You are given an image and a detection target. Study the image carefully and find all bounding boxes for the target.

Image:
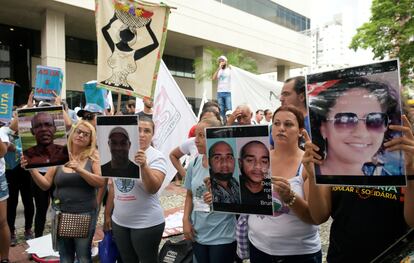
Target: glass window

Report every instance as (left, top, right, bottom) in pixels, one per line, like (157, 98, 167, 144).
(219, 0, 310, 32)
(162, 54, 195, 79)
(66, 36, 97, 65)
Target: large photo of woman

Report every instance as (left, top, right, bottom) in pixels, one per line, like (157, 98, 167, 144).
(307, 60, 405, 186)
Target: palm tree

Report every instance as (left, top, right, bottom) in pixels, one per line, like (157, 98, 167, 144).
(193, 47, 258, 82)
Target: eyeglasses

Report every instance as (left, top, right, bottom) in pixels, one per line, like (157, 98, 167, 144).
(326, 112, 389, 132)
(74, 128, 91, 138)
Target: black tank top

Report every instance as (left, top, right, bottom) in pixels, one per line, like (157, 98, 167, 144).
(53, 159, 97, 213)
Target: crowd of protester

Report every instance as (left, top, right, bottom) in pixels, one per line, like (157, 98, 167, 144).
(0, 67, 414, 263)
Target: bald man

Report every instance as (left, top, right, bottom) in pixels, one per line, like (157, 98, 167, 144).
(23, 112, 69, 168)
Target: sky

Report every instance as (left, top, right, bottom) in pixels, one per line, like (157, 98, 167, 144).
(310, 0, 372, 29)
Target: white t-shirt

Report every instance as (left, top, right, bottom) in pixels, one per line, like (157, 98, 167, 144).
(217, 67, 231, 93)
(0, 127, 10, 175)
(112, 146, 167, 229)
(248, 171, 320, 255)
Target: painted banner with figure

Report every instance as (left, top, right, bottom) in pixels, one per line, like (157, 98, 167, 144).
(231, 66, 283, 113)
(153, 60, 198, 193)
(0, 81, 14, 126)
(34, 65, 63, 101)
(96, 0, 170, 98)
(307, 59, 405, 186)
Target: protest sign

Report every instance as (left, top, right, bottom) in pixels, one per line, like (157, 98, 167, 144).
(307, 59, 405, 186)
(34, 65, 63, 101)
(97, 115, 140, 179)
(0, 81, 14, 125)
(84, 80, 106, 112)
(18, 106, 69, 169)
(206, 125, 273, 215)
(96, 0, 170, 98)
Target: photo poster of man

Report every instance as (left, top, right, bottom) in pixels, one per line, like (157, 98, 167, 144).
(84, 80, 106, 112)
(96, 0, 171, 98)
(0, 80, 15, 126)
(306, 59, 405, 186)
(96, 115, 140, 179)
(206, 125, 273, 215)
(34, 65, 63, 101)
(17, 106, 69, 169)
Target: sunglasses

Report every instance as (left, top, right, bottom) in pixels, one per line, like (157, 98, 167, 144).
(326, 112, 389, 131)
(128, 104, 135, 107)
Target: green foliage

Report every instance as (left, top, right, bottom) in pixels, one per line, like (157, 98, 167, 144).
(193, 47, 258, 82)
(349, 0, 414, 84)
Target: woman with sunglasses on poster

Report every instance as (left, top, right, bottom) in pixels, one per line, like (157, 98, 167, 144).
(22, 120, 105, 263)
(308, 77, 401, 176)
(303, 77, 414, 262)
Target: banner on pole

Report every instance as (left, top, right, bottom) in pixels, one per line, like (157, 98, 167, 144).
(96, 0, 170, 98)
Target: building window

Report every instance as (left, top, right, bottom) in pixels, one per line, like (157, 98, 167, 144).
(163, 55, 195, 78)
(215, 0, 310, 32)
(66, 36, 97, 65)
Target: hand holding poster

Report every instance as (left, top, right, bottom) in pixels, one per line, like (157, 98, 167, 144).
(34, 65, 63, 101)
(96, 0, 170, 98)
(206, 125, 273, 215)
(18, 106, 69, 169)
(0, 81, 14, 126)
(97, 116, 140, 179)
(307, 59, 405, 186)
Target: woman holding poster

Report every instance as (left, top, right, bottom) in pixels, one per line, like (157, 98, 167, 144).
(247, 105, 321, 262)
(304, 114, 414, 262)
(105, 116, 167, 263)
(183, 118, 237, 263)
(22, 120, 104, 263)
(308, 76, 404, 185)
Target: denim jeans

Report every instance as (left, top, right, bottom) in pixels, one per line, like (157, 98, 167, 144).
(57, 210, 97, 263)
(217, 92, 232, 121)
(193, 241, 237, 263)
(0, 174, 8, 201)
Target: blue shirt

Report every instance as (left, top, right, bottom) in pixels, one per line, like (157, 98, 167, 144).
(184, 155, 236, 245)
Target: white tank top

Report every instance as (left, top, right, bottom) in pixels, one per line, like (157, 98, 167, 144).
(248, 165, 321, 256)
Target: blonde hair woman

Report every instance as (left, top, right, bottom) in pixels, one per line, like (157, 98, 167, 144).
(22, 120, 104, 263)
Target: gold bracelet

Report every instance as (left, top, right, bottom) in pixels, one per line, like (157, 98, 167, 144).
(286, 190, 296, 207)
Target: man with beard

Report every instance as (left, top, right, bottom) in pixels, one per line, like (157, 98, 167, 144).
(208, 141, 240, 204)
(23, 112, 69, 167)
(137, 96, 153, 119)
(101, 127, 140, 178)
(238, 141, 272, 212)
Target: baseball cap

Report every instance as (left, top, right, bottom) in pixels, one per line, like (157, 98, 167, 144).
(38, 101, 53, 107)
(108, 127, 129, 140)
(218, 55, 227, 62)
(77, 103, 104, 118)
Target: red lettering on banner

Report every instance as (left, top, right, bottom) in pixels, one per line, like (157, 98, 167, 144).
(35, 88, 54, 94)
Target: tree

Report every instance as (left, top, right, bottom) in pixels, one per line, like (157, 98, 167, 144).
(349, 0, 414, 85)
(193, 47, 258, 82)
